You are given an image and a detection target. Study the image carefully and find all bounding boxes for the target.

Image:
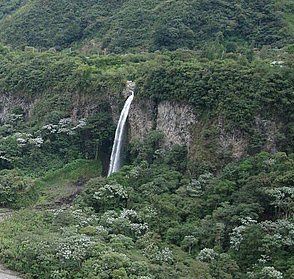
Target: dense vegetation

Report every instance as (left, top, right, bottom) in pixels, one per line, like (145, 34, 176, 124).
(0, 46, 292, 174)
(0, 44, 293, 278)
(0, 143, 293, 278)
(0, 0, 293, 278)
(0, 0, 293, 52)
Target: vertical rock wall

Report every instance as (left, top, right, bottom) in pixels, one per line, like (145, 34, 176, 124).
(0, 93, 34, 123)
(156, 101, 197, 149)
(128, 99, 155, 142)
(128, 97, 197, 150)
(127, 95, 280, 159)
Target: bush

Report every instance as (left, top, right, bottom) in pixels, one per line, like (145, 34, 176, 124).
(0, 170, 36, 208)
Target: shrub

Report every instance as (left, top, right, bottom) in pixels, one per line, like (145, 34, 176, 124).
(0, 169, 36, 208)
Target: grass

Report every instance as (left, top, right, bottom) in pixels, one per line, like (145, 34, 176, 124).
(35, 159, 101, 207)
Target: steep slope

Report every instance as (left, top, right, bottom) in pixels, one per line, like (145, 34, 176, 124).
(0, 0, 27, 21)
(0, 47, 293, 174)
(0, 3, 293, 276)
(0, 0, 292, 52)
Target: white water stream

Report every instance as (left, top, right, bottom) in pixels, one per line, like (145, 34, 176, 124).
(108, 88, 134, 176)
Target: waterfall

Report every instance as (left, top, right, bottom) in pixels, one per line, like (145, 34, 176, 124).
(108, 85, 134, 176)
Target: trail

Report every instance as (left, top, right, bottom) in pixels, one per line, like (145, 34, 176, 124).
(0, 209, 23, 279)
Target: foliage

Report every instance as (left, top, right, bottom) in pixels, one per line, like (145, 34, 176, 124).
(137, 58, 293, 132)
(0, 10, 293, 278)
(0, 208, 210, 278)
(0, 169, 36, 208)
(0, 0, 292, 52)
(1, 151, 292, 278)
(136, 56, 294, 168)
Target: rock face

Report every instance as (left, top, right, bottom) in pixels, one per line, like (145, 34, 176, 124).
(126, 92, 280, 161)
(255, 116, 278, 154)
(107, 82, 136, 125)
(0, 94, 33, 123)
(129, 99, 155, 142)
(0, 81, 281, 164)
(128, 96, 197, 149)
(218, 117, 248, 160)
(122, 81, 136, 99)
(156, 101, 197, 149)
(70, 92, 112, 123)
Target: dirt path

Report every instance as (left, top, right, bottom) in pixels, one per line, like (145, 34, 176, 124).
(0, 209, 23, 279)
(0, 264, 22, 279)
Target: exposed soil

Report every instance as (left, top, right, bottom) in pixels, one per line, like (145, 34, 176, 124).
(34, 177, 87, 210)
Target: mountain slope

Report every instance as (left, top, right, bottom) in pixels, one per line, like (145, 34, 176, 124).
(0, 0, 292, 52)
(0, 2, 293, 278)
(0, 0, 27, 21)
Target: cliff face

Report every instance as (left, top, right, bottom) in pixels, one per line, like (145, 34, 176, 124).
(0, 81, 280, 165)
(156, 101, 197, 149)
(128, 98, 197, 150)
(126, 81, 197, 148)
(128, 96, 197, 149)
(0, 93, 34, 123)
(0, 91, 114, 126)
(127, 95, 280, 163)
(254, 116, 278, 154)
(128, 98, 155, 142)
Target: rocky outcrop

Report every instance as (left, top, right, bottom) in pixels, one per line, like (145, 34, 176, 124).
(218, 132, 248, 160)
(156, 101, 197, 149)
(127, 93, 280, 161)
(1, 81, 280, 164)
(108, 81, 135, 124)
(0, 94, 33, 123)
(70, 92, 107, 123)
(122, 81, 136, 99)
(129, 99, 155, 141)
(255, 116, 278, 154)
(218, 117, 248, 160)
(110, 81, 155, 142)
(128, 96, 197, 149)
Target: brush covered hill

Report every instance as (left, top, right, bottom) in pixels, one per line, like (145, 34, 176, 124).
(0, 0, 293, 278)
(0, 0, 293, 53)
(0, 43, 293, 278)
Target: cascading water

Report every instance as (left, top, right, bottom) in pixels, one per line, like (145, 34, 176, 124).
(108, 84, 134, 176)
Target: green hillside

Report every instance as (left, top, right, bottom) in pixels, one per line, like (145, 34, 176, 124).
(0, 0, 27, 20)
(0, 44, 293, 278)
(0, 0, 293, 52)
(0, 1, 293, 278)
